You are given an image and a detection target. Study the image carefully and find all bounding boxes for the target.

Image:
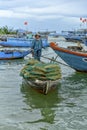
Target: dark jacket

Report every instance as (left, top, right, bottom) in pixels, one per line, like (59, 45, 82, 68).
(32, 39, 42, 50)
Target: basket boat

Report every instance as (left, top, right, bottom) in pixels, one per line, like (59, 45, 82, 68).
(23, 78, 59, 95)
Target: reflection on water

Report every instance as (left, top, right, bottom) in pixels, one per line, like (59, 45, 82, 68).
(21, 81, 62, 124)
(62, 72, 87, 90)
(20, 72, 87, 130)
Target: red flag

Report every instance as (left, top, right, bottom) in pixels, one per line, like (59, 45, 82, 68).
(24, 21, 28, 25)
(82, 19, 85, 23)
(80, 17, 82, 20)
(84, 19, 87, 22)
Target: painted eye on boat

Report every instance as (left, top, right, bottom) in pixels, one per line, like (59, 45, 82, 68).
(83, 58, 87, 62)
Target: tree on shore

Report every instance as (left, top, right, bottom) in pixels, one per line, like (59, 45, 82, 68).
(0, 26, 17, 35)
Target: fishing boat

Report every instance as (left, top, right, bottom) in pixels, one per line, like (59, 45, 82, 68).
(50, 42, 87, 72)
(0, 37, 49, 47)
(20, 59, 61, 95)
(0, 49, 31, 60)
(23, 79, 59, 95)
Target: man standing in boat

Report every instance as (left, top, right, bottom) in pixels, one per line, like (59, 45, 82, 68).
(31, 33, 43, 61)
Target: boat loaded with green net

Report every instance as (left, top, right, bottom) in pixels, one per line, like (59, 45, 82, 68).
(20, 59, 61, 94)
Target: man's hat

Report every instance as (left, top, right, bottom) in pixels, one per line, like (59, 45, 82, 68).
(35, 33, 41, 37)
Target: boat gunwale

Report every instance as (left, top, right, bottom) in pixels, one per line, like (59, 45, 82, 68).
(50, 42, 87, 57)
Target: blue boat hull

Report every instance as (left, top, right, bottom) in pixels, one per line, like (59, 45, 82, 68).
(83, 39, 87, 46)
(60, 30, 86, 42)
(0, 38, 49, 47)
(50, 42, 87, 72)
(0, 50, 30, 60)
(55, 50, 87, 72)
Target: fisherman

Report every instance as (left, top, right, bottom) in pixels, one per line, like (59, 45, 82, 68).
(31, 33, 43, 61)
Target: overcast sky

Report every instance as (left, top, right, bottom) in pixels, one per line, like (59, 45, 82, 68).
(0, 0, 87, 32)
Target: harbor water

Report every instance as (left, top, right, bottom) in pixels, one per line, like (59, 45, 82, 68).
(0, 38, 87, 130)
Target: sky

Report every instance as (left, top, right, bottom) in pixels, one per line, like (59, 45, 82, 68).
(0, 0, 87, 33)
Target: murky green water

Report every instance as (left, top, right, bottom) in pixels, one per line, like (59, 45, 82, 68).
(0, 40, 87, 130)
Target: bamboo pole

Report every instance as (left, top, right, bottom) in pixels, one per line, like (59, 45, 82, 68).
(41, 55, 71, 68)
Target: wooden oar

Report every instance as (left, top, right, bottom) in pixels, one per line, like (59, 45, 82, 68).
(27, 50, 72, 68)
(41, 55, 71, 68)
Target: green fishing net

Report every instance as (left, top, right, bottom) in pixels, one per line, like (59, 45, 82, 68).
(20, 59, 61, 81)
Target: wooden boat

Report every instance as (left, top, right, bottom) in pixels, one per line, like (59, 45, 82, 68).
(21, 79, 60, 112)
(20, 58, 61, 95)
(23, 79, 59, 95)
(0, 37, 49, 47)
(50, 42, 87, 72)
(0, 49, 30, 60)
